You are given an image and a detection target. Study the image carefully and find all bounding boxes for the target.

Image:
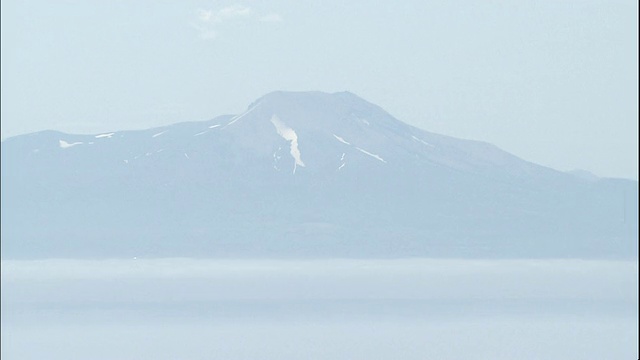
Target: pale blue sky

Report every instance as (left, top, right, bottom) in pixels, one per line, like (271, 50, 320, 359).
(1, 0, 637, 179)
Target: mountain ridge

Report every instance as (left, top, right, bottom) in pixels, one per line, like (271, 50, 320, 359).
(1, 91, 637, 259)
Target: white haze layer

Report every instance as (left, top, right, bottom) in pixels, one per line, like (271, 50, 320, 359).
(1, 258, 637, 360)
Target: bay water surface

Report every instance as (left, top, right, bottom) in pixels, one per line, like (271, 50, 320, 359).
(1, 258, 637, 359)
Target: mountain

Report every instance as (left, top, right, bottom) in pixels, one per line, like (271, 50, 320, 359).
(1, 91, 637, 259)
(566, 169, 600, 183)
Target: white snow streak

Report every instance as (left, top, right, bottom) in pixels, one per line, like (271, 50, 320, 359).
(59, 140, 83, 149)
(270, 115, 305, 173)
(152, 131, 168, 138)
(225, 102, 261, 127)
(356, 147, 386, 163)
(184, 153, 190, 159)
(272, 147, 282, 171)
(412, 135, 435, 148)
(95, 133, 115, 139)
(194, 131, 208, 136)
(334, 135, 385, 164)
(333, 134, 351, 145)
(208, 124, 221, 129)
(338, 152, 346, 170)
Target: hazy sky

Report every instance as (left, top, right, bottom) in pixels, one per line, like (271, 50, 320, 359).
(1, 0, 637, 179)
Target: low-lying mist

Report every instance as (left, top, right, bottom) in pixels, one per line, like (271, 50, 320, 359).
(2, 258, 638, 360)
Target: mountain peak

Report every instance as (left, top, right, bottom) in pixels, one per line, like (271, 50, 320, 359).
(239, 90, 407, 141)
(256, 90, 361, 101)
(248, 90, 377, 113)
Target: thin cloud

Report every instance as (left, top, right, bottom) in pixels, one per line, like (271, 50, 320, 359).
(260, 13, 283, 23)
(216, 5, 252, 20)
(197, 9, 214, 22)
(198, 5, 252, 23)
(189, 22, 218, 41)
(200, 29, 217, 40)
(192, 5, 281, 41)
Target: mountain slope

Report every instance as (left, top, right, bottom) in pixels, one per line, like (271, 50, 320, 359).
(1, 91, 637, 259)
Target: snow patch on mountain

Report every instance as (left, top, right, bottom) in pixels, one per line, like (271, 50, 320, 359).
(356, 147, 386, 163)
(272, 147, 283, 171)
(59, 140, 83, 149)
(338, 153, 346, 170)
(225, 102, 262, 128)
(270, 115, 305, 173)
(95, 133, 115, 139)
(333, 133, 385, 164)
(412, 135, 435, 148)
(152, 131, 168, 138)
(333, 134, 351, 145)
